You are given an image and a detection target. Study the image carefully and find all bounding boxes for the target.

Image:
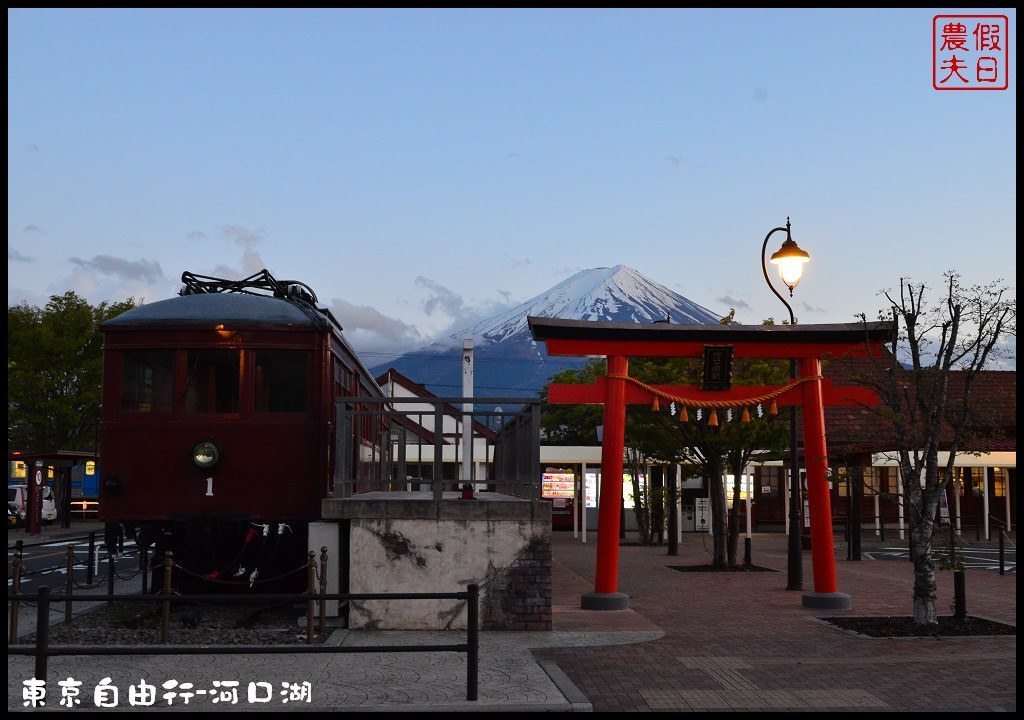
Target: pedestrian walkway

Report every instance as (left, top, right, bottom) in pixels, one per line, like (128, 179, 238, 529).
(542, 529, 1015, 712)
(8, 528, 1016, 712)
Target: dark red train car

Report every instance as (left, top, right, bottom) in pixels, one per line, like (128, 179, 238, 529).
(99, 270, 384, 589)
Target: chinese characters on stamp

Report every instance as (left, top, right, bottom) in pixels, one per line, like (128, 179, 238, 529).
(934, 15, 1009, 90)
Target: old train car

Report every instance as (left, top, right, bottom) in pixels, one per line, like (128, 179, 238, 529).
(99, 270, 384, 589)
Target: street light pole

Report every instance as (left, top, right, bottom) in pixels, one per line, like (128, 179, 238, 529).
(761, 218, 810, 592)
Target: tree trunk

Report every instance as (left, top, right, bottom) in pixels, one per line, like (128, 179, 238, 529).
(910, 477, 942, 626)
(727, 473, 741, 566)
(708, 462, 728, 569)
(911, 515, 938, 625)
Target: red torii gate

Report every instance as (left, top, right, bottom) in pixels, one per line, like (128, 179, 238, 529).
(529, 317, 894, 611)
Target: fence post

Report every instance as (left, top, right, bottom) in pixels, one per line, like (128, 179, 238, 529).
(306, 551, 316, 645)
(467, 583, 478, 702)
(319, 546, 328, 639)
(66, 545, 75, 623)
(107, 549, 116, 607)
(161, 551, 173, 644)
(9, 543, 23, 643)
(35, 586, 50, 682)
(140, 546, 149, 595)
(433, 405, 444, 502)
(86, 531, 96, 585)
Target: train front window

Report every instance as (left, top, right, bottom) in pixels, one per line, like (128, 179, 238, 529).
(185, 350, 241, 413)
(255, 350, 310, 412)
(121, 350, 173, 412)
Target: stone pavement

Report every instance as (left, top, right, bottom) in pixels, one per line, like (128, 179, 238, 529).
(540, 529, 1016, 712)
(7, 524, 1016, 712)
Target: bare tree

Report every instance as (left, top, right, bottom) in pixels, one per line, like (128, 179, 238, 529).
(860, 273, 1014, 625)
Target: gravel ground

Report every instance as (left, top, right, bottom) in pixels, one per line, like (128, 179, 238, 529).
(27, 600, 326, 646)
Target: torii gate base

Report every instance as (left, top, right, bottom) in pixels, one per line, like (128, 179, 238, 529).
(531, 317, 892, 613)
(582, 592, 630, 610)
(802, 592, 852, 609)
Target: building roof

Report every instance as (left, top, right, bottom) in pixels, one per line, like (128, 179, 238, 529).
(376, 368, 496, 441)
(103, 292, 328, 329)
(820, 353, 1016, 457)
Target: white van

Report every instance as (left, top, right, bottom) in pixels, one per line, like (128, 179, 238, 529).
(7, 484, 57, 525)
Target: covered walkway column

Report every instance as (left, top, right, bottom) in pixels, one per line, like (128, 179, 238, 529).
(800, 357, 851, 609)
(583, 355, 630, 610)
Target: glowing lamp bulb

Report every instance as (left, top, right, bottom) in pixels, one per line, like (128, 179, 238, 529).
(769, 238, 811, 291)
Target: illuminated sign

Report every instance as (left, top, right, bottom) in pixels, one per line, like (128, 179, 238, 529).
(542, 471, 575, 499)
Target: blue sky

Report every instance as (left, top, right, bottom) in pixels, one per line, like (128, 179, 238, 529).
(8, 8, 1017, 362)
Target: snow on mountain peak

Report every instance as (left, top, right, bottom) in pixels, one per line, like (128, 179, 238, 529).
(450, 265, 722, 346)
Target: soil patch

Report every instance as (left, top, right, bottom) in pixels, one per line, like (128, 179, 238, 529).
(668, 564, 778, 573)
(821, 615, 1015, 637)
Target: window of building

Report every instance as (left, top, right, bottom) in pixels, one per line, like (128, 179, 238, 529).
(838, 467, 879, 497)
(863, 467, 879, 494)
(121, 350, 173, 412)
(255, 350, 309, 412)
(992, 468, 1007, 497)
(759, 466, 781, 497)
(953, 467, 984, 496)
(185, 350, 240, 413)
(836, 468, 849, 497)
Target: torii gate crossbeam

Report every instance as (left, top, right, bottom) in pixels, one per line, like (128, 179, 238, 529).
(530, 317, 894, 612)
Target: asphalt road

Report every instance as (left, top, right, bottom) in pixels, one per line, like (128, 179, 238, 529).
(862, 546, 1016, 574)
(8, 534, 149, 596)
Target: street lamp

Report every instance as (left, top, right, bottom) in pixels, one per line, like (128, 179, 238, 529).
(761, 217, 810, 592)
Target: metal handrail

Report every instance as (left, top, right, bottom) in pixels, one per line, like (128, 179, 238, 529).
(8, 584, 480, 702)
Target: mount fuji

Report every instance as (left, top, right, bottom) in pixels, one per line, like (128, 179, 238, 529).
(367, 265, 724, 398)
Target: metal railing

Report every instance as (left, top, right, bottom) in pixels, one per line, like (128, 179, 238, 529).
(335, 396, 540, 500)
(8, 584, 480, 702)
(834, 513, 1006, 542)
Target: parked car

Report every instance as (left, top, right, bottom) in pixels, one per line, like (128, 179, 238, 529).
(7, 485, 57, 525)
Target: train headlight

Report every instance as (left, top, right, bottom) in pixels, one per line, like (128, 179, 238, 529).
(191, 440, 221, 469)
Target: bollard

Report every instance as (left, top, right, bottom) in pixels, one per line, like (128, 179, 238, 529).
(306, 551, 316, 645)
(319, 546, 328, 639)
(879, 517, 885, 543)
(845, 515, 851, 561)
(35, 586, 50, 682)
(744, 537, 752, 567)
(66, 545, 75, 623)
(87, 531, 97, 585)
(999, 530, 1005, 576)
(161, 551, 173, 644)
(467, 583, 479, 702)
(9, 544, 23, 643)
(953, 570, 967, 620)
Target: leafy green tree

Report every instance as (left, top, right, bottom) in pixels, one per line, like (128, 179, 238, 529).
(539, 359, 607, 445)
(8, 292, 137, 452)
(626, 354, 789, 566)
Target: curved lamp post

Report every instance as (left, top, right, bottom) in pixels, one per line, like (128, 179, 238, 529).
(761, 217, 810, 591)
